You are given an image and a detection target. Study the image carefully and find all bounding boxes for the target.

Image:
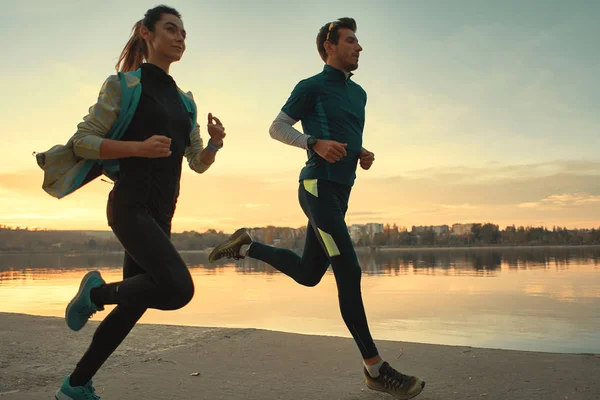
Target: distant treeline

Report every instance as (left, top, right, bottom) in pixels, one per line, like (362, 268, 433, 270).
(0, 225, 305, 253)
(0, 223, 599, 253)
(368, 223, 600, 247)
(0, 226, 230, 252)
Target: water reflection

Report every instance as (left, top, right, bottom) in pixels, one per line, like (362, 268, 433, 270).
(1, 247, 599, 354)
(219, 245, 600, 277)
(1, 246, 599, 282)
(357, 246, 600, 275)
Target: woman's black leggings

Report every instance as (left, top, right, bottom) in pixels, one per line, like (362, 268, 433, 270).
(69, 203, 194, 387)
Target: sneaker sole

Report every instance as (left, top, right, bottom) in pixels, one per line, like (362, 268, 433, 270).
(65, 270, 101, 332)
(55, 391, 74, 400)
(208, 228, 249, 263)
(366, 379, 425, 399)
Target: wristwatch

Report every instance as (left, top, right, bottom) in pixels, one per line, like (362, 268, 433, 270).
(207, 140, 223, 152)
(306, 136, 317, 150)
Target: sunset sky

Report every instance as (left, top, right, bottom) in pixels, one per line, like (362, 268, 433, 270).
(1, 0, 599, 233)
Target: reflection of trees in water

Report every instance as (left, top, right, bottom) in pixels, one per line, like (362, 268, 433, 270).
(355, 249, 501, 276)
(1, 246, 599, 279)
(0, 269, 36, 282)
(0, 252, 216, 272)
(233, 257, 279, 275)
(500, 247, 600, 269)
(356, 246, 600, 276)
(0, 252, 125, 272)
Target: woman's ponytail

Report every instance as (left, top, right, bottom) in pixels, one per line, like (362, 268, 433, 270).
(115, 20, 147, 72)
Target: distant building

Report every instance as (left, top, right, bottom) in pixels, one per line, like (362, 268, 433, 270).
(432, 225, 450, 235)
(452, 223, 474, 235)
(364, 223, 384, 238)
(411, 225, 449, 235)
(349, 225, 364, 243)
(348, 223, 384, 244)
(411, 226, 427, 234)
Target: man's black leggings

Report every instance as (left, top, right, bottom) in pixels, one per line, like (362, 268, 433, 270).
(248, 179, 379, 359)
(69, 203, 194, 387)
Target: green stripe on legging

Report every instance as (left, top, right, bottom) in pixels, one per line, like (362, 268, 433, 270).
(318, 228, 340, 257)
(303, 179, 318, 197)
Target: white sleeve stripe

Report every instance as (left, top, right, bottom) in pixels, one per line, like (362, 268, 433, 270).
(269, 111, 309, 149)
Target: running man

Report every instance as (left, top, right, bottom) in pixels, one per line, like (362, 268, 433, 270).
(208, 17, 425, 399)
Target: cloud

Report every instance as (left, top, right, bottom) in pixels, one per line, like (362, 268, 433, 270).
(401, 161, 600, 184)
(368, 161, 600, 208)
(3, 159, 600, 231)
(518, 202, 539, 209)
(347, 211, 384, 217)
(350, 160, 600, 228)
(542, 193, 600, 206)
(519, 193, 600, 210)
(438, 203, 477, 210)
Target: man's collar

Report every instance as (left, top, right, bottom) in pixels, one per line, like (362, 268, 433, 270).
(323, 64, 353, 81)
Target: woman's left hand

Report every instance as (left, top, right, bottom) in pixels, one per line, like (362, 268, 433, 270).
(207, 113, 226, 146)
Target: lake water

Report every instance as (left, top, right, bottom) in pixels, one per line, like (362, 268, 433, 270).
(1, 246, 599, 354)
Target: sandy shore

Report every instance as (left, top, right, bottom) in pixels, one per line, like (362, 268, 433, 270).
(0, 312, 598, 400)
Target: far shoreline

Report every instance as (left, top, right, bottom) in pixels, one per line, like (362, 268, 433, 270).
(356, 244, 600, 251)
(1, 244, 600, 255)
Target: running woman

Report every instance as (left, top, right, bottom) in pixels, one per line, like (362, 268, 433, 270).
(39, 6, 227, 399)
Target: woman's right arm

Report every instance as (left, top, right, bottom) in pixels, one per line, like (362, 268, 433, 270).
(101, 135, 171, 158)
(71, 75, 170, 160)
(71, 75, 123, 160)
(97, 138, 140, 159)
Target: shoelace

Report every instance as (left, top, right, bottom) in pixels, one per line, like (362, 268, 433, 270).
(380, 364, 409, 390)
(75, 386, 100, 400)
(79, 305, 97, 318)
(222, 247, 243, 260)
(86, 381, 101, 400)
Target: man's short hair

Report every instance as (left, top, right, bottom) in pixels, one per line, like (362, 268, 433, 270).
(316, 17, 357, 62)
